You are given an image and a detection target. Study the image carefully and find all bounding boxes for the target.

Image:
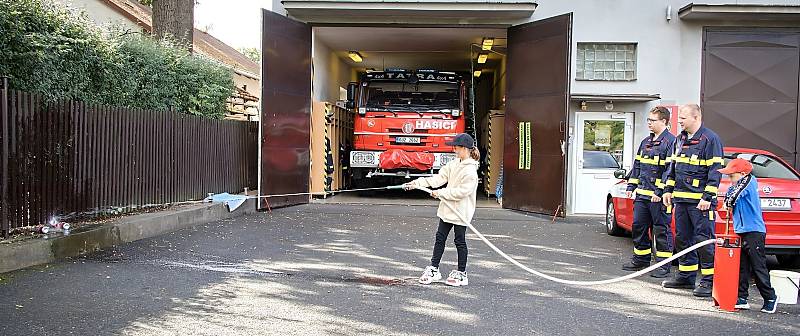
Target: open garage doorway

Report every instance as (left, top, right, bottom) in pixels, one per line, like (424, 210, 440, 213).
(259, 10, 573, 217)
(310, 26, 506, 204)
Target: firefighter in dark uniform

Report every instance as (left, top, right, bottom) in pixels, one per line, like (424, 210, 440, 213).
(622, 106, 675, 278)
(662, 104, 724, 297)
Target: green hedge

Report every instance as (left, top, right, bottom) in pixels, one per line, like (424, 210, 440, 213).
(0, 0, 234, 118)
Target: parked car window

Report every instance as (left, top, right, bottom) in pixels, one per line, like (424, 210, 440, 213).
(724, 153, 799, 180)
(583, 150, 620, 169)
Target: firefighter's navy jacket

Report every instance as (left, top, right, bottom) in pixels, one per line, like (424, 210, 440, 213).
(626, 131, 676, 201)
(663, 126, 725, 204)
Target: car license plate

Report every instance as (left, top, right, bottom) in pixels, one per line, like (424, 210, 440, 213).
(761, 198, 791, 211)
(396, 136, 420, 144)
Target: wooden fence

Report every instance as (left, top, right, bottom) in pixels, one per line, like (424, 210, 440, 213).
(0, 81, 259, 238)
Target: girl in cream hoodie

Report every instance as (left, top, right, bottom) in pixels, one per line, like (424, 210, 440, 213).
(404, 133, 480, 287)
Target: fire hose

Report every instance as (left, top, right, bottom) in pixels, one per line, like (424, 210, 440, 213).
(401, 185, 717, 286)
(248, 184, 718, 286)
(40, 183, 717, 284)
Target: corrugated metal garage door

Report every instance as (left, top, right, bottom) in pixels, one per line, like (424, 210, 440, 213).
(702, 28, 800, 169)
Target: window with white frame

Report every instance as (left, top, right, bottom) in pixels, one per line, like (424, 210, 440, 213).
(576, 43, 637, 81)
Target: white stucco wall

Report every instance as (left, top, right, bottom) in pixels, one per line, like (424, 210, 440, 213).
(312, 32, 356, 103)
(534, 1, 700, 105)
(532, 0, 800, 106)
(531, 0, 800, 124)
(54, 0, 144, 33)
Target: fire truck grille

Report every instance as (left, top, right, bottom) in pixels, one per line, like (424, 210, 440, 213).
(388, 128, 429, 134)
(389, 141, 426, 146)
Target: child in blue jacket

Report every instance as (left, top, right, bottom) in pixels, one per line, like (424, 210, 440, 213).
(719, 158, 778, 313)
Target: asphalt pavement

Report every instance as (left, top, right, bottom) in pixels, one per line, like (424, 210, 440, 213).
(1, 203, 798, 335)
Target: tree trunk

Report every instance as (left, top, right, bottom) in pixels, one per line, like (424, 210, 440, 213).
(152, 0, 194, 51)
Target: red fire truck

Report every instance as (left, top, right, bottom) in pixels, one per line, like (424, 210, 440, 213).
(346, 69, 468, 187)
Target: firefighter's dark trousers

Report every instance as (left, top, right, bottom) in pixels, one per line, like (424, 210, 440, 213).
(674, 202, 716, 285)
(631, 200, 674, 269)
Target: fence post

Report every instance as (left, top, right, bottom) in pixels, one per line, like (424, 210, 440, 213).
(1, 76, 9, 238)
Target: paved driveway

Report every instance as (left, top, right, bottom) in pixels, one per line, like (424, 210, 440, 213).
(1, 204, 797, 335)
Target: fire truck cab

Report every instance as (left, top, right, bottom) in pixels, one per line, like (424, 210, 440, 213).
(346, 69, 468, 186)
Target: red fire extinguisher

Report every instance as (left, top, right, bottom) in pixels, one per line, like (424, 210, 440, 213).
(712, 210, 741, 312)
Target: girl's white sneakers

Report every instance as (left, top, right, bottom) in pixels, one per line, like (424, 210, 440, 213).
(419, 267, 468, 286)
(419, 266, 442, 284)
(445, 270, 468, 287)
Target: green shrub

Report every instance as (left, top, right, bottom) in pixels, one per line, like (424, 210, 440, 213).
(0, 0, 234, 118)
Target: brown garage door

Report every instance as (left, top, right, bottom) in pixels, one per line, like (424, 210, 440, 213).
(259, 10, 312, 209)
(702, 28, 800, 169)
(504, 14, 573, 216)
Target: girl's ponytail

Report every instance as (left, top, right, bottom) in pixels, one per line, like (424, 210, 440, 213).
(469, 147, 481, 161)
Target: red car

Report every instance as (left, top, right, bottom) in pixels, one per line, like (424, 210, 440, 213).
(606, 147, 800, 268)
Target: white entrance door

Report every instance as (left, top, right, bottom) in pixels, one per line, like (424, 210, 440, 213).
(572, 112, 634, 214)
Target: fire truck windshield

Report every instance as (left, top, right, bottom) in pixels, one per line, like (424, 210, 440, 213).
(364, 82, 459, 112)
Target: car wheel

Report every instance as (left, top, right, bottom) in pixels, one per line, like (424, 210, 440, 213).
(776, 254, 800, 269)
(606, 199, 625, 236)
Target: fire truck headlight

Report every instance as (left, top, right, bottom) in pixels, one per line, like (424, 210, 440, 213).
(352, 152, 375, 165)
(358, 107, 367, 115)
(451, 110, 461, 117)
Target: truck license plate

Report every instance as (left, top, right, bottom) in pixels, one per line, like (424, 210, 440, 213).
(396, 136, 420, 144)
(761, 198, 791, 211)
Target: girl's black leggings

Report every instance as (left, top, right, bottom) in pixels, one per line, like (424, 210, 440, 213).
(431, 219, 468, 272)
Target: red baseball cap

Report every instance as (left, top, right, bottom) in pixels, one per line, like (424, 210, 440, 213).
(718, 158, 753, 175)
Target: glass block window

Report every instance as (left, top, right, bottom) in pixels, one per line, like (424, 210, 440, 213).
(576, 43, 637, 81)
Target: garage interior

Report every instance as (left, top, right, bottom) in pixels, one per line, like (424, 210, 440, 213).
(309, 26, 510, 199)
(262, 8, 572, 215)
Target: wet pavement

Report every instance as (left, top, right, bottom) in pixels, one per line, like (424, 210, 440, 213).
(0, 203, 798, 335)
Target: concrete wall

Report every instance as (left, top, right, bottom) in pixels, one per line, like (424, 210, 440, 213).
(55, 0, 144, 33)
(312, 32, 356, 104)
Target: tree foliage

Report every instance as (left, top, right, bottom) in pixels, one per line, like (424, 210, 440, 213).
(238, 47, 261, 63)
(0, 0, 233, 118)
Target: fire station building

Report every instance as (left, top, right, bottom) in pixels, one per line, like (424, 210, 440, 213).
(258, 0, 800, 216)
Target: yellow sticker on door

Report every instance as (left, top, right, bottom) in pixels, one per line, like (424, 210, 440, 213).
(519, 122, 525, 169)
(518, 122, 532, 170)
(525, 122, 531, 170)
